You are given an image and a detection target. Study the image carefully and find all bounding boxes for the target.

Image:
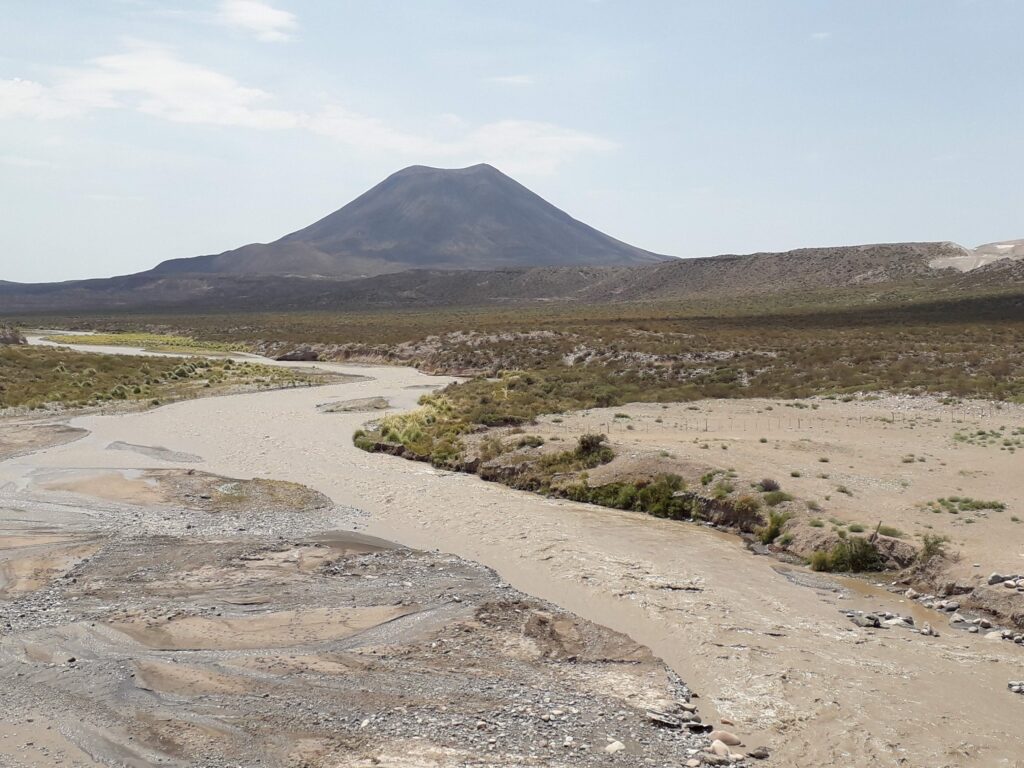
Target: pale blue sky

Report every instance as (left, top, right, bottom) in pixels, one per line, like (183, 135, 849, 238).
(2, 1, 1022, 282)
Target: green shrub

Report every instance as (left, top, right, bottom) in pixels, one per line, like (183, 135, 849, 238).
(918, 533, 949, 563)
(758, 510, 792, 544)
(733, 494, 762, 516)
(763, 490, 793, 507)
(712, 480, 734, 499)
(829, 537, 882, 572)
(576, 433, 610, 458)
(809, 550, 832, 571)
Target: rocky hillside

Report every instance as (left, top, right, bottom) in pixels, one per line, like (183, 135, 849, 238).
(150, 164, 666, 279)
(2, 240, 1020, 314)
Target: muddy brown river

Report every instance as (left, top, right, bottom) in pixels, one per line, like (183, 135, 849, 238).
(4, 340, 1024, 767)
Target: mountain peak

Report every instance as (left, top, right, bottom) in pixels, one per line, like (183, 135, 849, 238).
(392, 162, 500, 176)
(151, 164, 666, 279)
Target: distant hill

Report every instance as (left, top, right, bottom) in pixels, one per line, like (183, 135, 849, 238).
(975, 239, 1024, 258)
(927, 238, 1024, 272)
(150, 164, 666, 279)
(3, 241, 1010, 314)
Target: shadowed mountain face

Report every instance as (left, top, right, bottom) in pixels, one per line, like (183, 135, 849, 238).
(151, 164, 666, 279)
(4, 240, 1012, 314)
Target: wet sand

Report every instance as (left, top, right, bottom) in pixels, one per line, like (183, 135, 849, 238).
(2, 350, 1024, 766)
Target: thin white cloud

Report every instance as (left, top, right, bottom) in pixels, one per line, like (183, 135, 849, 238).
(810, 31, 832, 41)
(216, 0, 297, 42)
(0, 42, 298, 128)
(0, 43, 612, 174)
(0, 78, 78, 119)
(486, 74, 534, 86)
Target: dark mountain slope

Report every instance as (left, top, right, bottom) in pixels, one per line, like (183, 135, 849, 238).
(2, 241, 1001, 314)
(150, 164, 666, 279)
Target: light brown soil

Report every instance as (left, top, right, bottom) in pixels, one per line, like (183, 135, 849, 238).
(111, 605, 417, 650)
(528, 395, 1024, 581)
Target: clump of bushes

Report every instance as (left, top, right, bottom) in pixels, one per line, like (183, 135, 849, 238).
(917, 533, 949, 564)
(758, 510, 792, 545)
(565, 473, 687, 519)
(575, 433, 613, 463)
(712, 480, 734, 499)
(516, 435, 545, 449)
(926, 496, 1006, 514)
(809, 537, 883, 572)
(763, 490, 794, 507)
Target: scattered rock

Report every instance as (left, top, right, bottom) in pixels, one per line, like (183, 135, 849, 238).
(708, 739, 731, 757)
(645, 710, 683, 729)
(708, 730, 741, 747)
(604, 740, 625, 754)
(747, 746, 771, 759)
(275, 347, 320, 362)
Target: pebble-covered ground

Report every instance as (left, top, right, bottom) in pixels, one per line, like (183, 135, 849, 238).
(0, 468, 756, 767)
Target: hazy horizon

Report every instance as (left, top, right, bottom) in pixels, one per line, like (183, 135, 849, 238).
(2, 1, 1022, 283)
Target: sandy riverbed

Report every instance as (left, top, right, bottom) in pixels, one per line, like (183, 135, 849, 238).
(2, 349, 1023, 766)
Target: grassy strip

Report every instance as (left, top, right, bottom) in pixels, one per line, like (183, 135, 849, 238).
(0, 345, 312, 410)
(43, 332, 242, 354)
